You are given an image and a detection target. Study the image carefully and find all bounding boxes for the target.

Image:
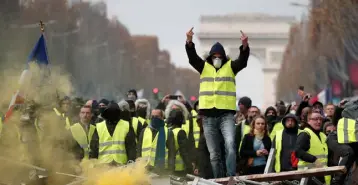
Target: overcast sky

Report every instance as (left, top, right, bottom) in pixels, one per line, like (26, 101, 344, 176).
(105, 0, 309, 108)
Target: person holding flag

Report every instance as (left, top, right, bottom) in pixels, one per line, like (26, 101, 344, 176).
(4, 21, 50, 123)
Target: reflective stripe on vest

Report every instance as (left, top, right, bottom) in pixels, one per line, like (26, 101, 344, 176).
(337, 118, 358, 144)
(172, 128, 185, 171)
(182, 119, 200, 148)
(96, 120, 129, 164)
(148, 128, 169, 168)
(297, 128, 331, 184)
(70, 123, 96, 159)
(270, 122, 284, 141)
(199, 61, 236, 110)
(274, 129, 302, 172)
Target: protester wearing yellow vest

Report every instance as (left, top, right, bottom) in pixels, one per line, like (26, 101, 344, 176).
(70, 105, 96, 160)
(237, 106, 260, 154)
(137, 109, 164, 158)
(137, 109, 169, 174)
(133, 99, 151, 139)
(165, 99, 199, 151)
(270, 104, 288, 140)
(166, 109, 192, 176)
(186, 27, 250, 178)
(295, 111, 331, 185)
(188, 109, 201, 148)
(135, 98, 151, 124)
(235, 97, 251, 159)
(53, 96, 72, 130)
(326, 99, 358, 185)
(89, 103, 136, 165)
(272, 114, 301, 172)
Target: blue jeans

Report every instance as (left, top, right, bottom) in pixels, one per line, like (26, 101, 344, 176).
(203, 112, 236, 178)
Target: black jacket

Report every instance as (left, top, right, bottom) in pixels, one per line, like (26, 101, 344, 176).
(240, 134, 271, 160)
(185, 42, 250, 117)
(272, 114, 299, 172)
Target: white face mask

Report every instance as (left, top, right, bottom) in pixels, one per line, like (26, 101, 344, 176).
(213, 58, 222, 68)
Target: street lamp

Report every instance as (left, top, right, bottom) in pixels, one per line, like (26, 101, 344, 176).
(10, 20, 57, 29)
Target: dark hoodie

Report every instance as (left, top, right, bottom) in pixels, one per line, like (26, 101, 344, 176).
(272, 114, 299, 172)
(264, 106, 278, 133)
(89, 103, 136, 162)
(185, 41, 250, 117)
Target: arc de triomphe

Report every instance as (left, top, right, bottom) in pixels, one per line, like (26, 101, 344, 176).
(198, 13, 296, 109)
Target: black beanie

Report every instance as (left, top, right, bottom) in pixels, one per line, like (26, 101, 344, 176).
(239, 96, 252, 109)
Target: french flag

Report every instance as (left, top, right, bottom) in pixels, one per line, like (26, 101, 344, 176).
(4, 34, 49, 122)
(310, 87, 332, 105)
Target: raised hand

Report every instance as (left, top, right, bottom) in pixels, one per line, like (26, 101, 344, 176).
(240, 30, 249, 49)
(186, 27, 194, 42)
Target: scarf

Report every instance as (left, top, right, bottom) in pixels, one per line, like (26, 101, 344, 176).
(150, 117, 166, 169)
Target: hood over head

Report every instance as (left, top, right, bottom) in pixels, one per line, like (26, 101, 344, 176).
(99, 99, 110, 106)
(167, 109, 185, 127)
(102, 103, 121, 123)
(206, 42, 228, 64)
(281, 113, 299, 130)
(264, 106, 278, 127)
(264, 106, 277, 117)
(165, 100, 189, 120)
(135, 98, 151, 119)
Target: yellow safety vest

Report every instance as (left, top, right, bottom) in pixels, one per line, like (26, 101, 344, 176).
(182, 110, 200, 148)
(270, 122, 284, 141)
(238, 120, 251, 153)
(147, 127, 169, 168)
(172, 128, 185, 171)
(274, 129, 302, 172)
(192, 110, 201, 148)
(138, 117, 148, 128)
(53, 107, 71, 130)
(297, 128, 331, 185)
(337, 118, 358, 144)
(199, 61, 236, 110)
(132, 117, 140, 136)
(96, 120, 129, 164)
(70, 123, 96, 159)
